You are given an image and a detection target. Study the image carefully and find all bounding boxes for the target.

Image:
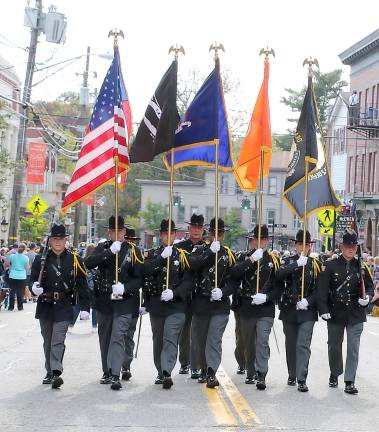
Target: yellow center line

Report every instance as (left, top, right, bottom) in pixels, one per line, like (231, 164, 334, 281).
(217, 366, 261, 425)
(203, 385, 238, 426)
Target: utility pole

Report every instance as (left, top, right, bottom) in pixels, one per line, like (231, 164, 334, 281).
(73, 46, 91, 246)
(8, 0, 43, 242)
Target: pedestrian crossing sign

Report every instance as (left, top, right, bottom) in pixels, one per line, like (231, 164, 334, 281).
(26, 195, 49, 216)
(317, 208, 335, 227)
(320, 227, 334, 235)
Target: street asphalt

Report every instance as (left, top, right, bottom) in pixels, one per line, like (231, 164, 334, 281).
(1, 302, 378, 432)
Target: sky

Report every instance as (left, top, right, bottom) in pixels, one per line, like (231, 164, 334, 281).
(1, 0, 379, 134)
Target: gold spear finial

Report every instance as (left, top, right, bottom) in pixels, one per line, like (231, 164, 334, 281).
(303, 57, 319, 76)
(259, 47, 275, 60)
(108, 28, 124, 47)
(168, 44, 185, 60)
(209, 42, 225, 60)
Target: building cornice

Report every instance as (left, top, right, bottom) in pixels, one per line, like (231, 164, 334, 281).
(339, 28, 379, 65)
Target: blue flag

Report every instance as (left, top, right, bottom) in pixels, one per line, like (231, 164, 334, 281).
(164, 59, 233, 170)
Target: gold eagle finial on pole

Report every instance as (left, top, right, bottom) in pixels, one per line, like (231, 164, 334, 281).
(209, 42, 225, 60)
(303, 57, 319, 76)
(168, 44, 185, 60)
(108, 29, 124, 47)
(259, 47, 275, 60)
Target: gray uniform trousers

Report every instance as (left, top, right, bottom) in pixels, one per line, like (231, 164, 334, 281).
(122, 317, 138, 370)
(178, 311, 192, 368)
(282, 320, 315, 381)
(240, 316, 274, 377)
(327, 321, 364, 382)
(97, 311, 134, 376)
(234, 311, 245, 368)
(191, 314, 229, 372)
(150, 313, 186, 375)
(39, 320, 70, 375)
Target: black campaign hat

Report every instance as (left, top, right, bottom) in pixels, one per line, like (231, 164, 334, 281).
(185, 213, 204, 227)
(246, 224, 270, 239)
(106, 215, 125, 229)
(342, 229, 359, 245)
(124, 227, 140, 240)
(291, 229, 315, 244)
(208, 217, 229, 233)
(159, 219, 177, 232)
(49, 224, 68, 238)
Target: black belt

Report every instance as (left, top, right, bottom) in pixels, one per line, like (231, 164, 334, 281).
(283, 293, 302, 305)
(42, 291, 67, 303)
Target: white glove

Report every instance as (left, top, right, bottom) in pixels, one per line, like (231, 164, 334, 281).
(210, 241, 220, 253)
(250, 248, 263, 262)
(252, 293, 267, 305)
(211, 288, 223, 301)
(80, 311, 90, 320)
(112, 282, 125, 296)
(297, 254, 308, 267)
(31, 282, 43, 296)
(110, 241, 122, 254)
(139, 307, 148, 315)
(161, 246, 173, 259)
(161, 289, 174, 302)
(321, 313, 331, 320)
(358, 295, 370, 307)
(296, 298, 309, 310)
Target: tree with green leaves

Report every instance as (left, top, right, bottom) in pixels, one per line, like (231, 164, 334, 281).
(223, 209, 246, 248)
(139, 200, 168, 232)
(280, 69, 348, 128)
(19, 216, 48, 241)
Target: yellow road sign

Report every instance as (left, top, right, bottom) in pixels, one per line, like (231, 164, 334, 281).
(320, 226, 334, 235)
(26, 195, 49, 216)
(317, 208, 335, 227)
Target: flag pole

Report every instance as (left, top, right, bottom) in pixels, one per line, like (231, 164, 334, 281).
(301, 57, 318, 299)
(209, 42, 224, 288)
(109, 28, 124, 298)
(256, 148, 265, 294)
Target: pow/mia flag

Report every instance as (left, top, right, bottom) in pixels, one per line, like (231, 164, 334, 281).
(283, 76, 340, 218)
(130, 60, 179, 162)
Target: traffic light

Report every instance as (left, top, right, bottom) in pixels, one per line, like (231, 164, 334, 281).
(173, 194, 182, 207)
(241, 198, 251, 210)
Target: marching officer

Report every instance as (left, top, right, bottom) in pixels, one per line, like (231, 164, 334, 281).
(175, 213, 206, 378)
(276, 230, 321, 392)
(230, 224, 282, 390)
(85, 216, 143, 391)
(317, 229, 374, 395)
(143, 219, 193, 389)
(31, 224, 90, 389)
(189, 217, 236, 388)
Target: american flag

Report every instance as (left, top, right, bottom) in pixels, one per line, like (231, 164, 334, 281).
(61, 47, 131, 212)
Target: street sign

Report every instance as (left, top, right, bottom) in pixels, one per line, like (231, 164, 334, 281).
(320, 227, 334, 235)
(274, 224, 287, 228)
(336, 215, 354, 232)
(317, 208, 335, 227)
(26, 195, 49, 216)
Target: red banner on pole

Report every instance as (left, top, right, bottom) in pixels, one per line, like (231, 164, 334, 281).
(27, 142, 47, 185)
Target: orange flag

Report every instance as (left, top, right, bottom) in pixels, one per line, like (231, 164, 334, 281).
(234, 59, 272, 191)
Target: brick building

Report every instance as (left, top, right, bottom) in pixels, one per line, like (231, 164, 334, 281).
(338, 28, 379, 254)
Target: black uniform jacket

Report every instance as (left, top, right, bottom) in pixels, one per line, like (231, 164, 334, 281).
(230, 250, 283, 318)
(317, 255, 374, 326)
(31, 249, 90, 323)
(85, 240, 143, 317)
(276, 254, 321, 324)
(143, 244, 193, 317)
(187, 243, 236, 316)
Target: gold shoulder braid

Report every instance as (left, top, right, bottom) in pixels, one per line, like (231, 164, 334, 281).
(177, 248, 190, 269)
(363, 262, 374, 282)
(224, 246, 236, 266)
(72, 251, 87, 277)
(130, 243, 144, 265)
(268, 252, 280, 271)
(313, 259, 321, 280)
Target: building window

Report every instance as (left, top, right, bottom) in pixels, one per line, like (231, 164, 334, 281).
(373, 152, 377, 193)
(251, 210, 257, 226)
(220, 175, 228, 194)
(178, 205, 185, 223)
(368, 153, 372, 193)
(293, 215, 302, 230)
(205, 206, 213, 223)
(220, 207, 227, 218)
(267, 209, 275, 226)
(268, 177, 277, 195)
(190, 206, 199, 216)
(234, 181, 242, 195)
